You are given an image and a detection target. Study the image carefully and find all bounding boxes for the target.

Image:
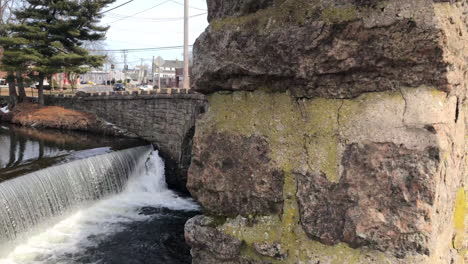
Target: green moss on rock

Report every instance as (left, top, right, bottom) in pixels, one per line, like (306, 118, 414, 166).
(321, 5, 359, 24)
(210, 0, 392, 32)
(206, 91, 341, 183)
(453, 188, 466, 250)
(211, 0, 321, 32)
(202, 91, 384, 262)
(196, 89, 448, 263)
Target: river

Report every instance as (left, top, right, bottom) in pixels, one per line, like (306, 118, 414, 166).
(0, 125, 198, 264)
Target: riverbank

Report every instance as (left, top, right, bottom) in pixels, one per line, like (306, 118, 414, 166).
(0, 103, 137, 137)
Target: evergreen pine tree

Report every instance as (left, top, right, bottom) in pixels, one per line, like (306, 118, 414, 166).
(1, 0, 115, 105)
(0, 30, 40, 106)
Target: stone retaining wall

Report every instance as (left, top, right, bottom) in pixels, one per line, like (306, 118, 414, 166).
(44, 91, 207, 191)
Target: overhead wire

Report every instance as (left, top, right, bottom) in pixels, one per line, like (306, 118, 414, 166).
(105, 0, 172, 24)
(101, 0, 135, 14)
(105, 12, 206, 22)
(89, 45, 193, 53)
(98, 0, 202, 67)
(167, 0, 206, 11)
(103, 0, 206, 23)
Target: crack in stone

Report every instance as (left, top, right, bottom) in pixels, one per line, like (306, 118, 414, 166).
(336, 99, 345, 129)
(336, 100, 346, 147)
(398, 88, 408, 126)
(302, 134, 315, 173)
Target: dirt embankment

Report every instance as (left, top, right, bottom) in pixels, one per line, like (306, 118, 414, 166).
(0, 103, 135, 137)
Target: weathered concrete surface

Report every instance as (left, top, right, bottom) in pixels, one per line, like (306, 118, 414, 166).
(186, 0, 468, 263)
(185, 216, 243, 261)
(188, 132, 284, 216)
(297, 143, 439, 257)
(44, 93, 207, 192)
(193, 0, 467, 99)
(187, 88, 466, 263)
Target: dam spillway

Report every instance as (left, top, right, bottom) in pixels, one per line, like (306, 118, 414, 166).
(0, 145, 152, 242)
(0, 128, 198, 264)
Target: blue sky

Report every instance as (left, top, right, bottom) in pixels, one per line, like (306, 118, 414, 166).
(99, 0, 209, 69)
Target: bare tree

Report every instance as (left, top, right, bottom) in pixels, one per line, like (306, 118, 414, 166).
(0, 0, 15, 25)
(83, 40, 116, 67)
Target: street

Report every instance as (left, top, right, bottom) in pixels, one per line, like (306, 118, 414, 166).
(78, 85, 114, 93)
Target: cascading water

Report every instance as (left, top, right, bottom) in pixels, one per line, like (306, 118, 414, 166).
(0, 145, 152, 243)
(0, 146, 198, 264)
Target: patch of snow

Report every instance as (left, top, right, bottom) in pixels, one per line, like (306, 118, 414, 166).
(0, 106, 9, 114)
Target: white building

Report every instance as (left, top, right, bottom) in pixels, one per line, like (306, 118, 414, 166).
(157, 60, 184, 78)
(80, 70, 125, 84)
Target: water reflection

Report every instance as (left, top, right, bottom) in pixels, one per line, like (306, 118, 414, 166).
(0, 127, 61, 168)
(0, 125, 146, 181)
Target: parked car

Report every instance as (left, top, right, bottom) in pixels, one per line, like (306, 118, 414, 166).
(138, 85, 153, 91)
(113, 83, 125, 91)
(87, 81, 96, 85)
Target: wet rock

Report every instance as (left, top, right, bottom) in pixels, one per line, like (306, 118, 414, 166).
(297, 142, 439, 257)
(185, 215, 243, 260)
(185, 215, 271, 264)
(187, 132, 284, 216)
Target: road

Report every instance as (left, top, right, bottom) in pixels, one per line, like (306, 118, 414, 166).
(78, 85, 113, 93)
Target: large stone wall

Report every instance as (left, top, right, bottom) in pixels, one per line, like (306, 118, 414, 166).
(185, 0, 468, 263)
(44, 93, 207, 191)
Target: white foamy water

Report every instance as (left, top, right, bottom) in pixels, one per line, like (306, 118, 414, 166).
(0, 107, 9, 114)
(0, 149, 198, 264)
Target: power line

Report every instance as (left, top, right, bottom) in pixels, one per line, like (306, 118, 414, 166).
(89, 45, 193, 53)
(168, 0, 206, 11)
(101, 0, 135, 14)
(105, 12, 206, 22)
(105, 0, 171, 24)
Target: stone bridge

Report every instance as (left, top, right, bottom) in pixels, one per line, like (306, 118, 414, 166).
(43, 89, 207, 191)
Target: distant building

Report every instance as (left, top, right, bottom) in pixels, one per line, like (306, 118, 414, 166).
(128, 65, 150, 84)
(154, 59, 184, 88)
(159, 59, 183, 79)
(80, 70, 109, 85)
(80, 70, 125, 84)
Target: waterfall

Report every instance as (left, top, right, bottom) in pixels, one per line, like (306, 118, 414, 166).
(0, 145, 152, 243)
(0, 147, 198, 264)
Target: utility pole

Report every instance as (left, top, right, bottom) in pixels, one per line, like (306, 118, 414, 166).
(123, 50, 128, 84)
(104, 63, 108, 86)
(151, 56, 155, 86)
(158, 57, 161, 89)
(140, 58, 144, 83)
(183, 0, 190, 89)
